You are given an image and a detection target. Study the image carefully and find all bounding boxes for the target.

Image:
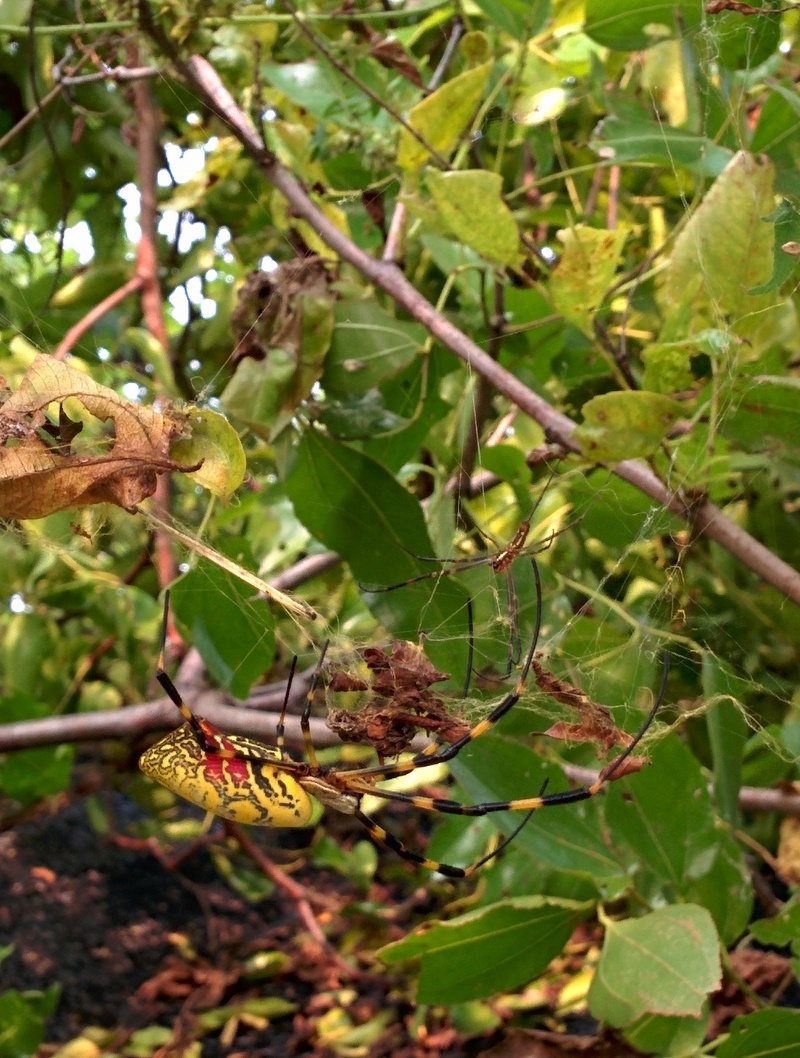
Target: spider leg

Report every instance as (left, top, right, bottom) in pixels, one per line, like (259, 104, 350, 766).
(358, 555, 492, 594)
(155, 590, 221, 756)
(352, 807, 535, 878)
(300, 640, 330, 768)
(274, 655, 298, 760)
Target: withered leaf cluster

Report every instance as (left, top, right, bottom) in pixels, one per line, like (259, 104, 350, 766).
(326, 640, 470, 758)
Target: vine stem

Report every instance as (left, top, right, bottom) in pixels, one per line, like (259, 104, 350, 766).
(166, 51, 800, 608)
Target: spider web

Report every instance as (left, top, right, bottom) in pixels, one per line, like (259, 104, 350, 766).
(0, 2, 797, 788)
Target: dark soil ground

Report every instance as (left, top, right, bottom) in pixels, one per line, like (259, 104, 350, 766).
(0, 794, 503, 1057)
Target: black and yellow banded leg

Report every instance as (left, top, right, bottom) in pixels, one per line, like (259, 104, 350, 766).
(353, 808, 535, 878)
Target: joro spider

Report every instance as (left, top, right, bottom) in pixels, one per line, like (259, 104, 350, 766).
(140, 570, 667, 878)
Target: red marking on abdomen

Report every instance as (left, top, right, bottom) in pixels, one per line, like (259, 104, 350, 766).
(201, 733, 251, 786)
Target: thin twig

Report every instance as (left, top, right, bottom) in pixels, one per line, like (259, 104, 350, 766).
(229, 824, 359, 979)
(56, 65, 159, 85)
(54, 276, 144, 359)
(276, 0, 450, 169)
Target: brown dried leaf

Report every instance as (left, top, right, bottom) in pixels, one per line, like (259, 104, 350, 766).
(0, 355, 199, 518)
(366, 33, 424, 87)
(230, 258, 332, 364)
(534, 661, 634, 758)
(326, 640, 464, 756)
(363, 640, 450, 696)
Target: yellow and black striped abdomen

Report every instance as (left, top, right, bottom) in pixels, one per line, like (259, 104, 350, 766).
(139, 724, 315, 827)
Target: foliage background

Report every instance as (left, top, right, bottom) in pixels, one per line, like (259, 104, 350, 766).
(1, 0, 800, 1054)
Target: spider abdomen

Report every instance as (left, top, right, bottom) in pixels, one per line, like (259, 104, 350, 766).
(140, 723, 316, 827)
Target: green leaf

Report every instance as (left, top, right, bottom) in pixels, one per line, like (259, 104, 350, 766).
(424, 170, 521, 265)
(0, 742, 74, 806)
(749, 897, 800, 947)
(262, 60, 362, 122)
(588, 905, 721, 1025)
(657, 152, 778, 345)
(624, 1006, 709, 1056)
(702, 655, 748, 826)
(751, 85, 800, 173)
(469, 0, 550, 40)
(590, 116, 732, 178)
(704, 4, 780, 71)
(716, 1008, 800, 1058)
(0, 984, 59, 1058)
(451, 736, 628, 885)
(398, 62, 492, 171)
(379, 896, 590, 1003)
(283, 429, 470, 678)
(749, 200, 800, 294)
(574, 391, 682, 462)
(721, 377, 800, 453)
(172, 407, 246, 502)
(640, 329, 731, 393)
(605, 735, 717, 892)
(0, 692, 74, 805)
(687, 829, 752, 946)
(317, 390, 409, 440)
(0, 0, 32, 26)
(169, 564, 276, 699)
(479, 443, 529, 486)
(548, 225, 627, 336)
(584, 0, 701, 50)
(322, 300, 424, 395)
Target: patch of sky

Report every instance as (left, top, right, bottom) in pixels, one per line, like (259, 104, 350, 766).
(63, 221, 94, 264)
(118, 183, 142, 243)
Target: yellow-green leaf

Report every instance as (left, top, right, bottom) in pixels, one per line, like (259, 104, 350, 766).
(171, 407, 246, 502)
(574, 391, 682, 462)
(549, 225, 628, 336)
(425, 170, 521, 265)
(397, 61, 492, 171)
(657, 152, 780, 350)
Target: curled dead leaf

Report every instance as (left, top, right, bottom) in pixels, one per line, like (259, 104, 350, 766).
(0, 355, 201, 519)
(533, 660, 638, 760)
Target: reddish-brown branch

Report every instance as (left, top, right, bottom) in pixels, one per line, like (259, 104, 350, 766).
(127, 41, 176, 588)
(53, 275, 144, 360)
(169, 53, 800, 608)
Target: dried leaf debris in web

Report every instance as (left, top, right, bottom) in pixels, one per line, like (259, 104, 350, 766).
(533, 661, 648, 777)
(326, 640, 471, 757)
